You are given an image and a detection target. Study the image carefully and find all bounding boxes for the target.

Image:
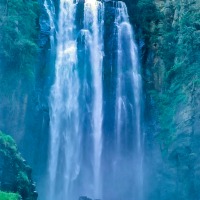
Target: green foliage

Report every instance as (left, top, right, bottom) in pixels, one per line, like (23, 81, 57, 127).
(137, 0, 158, 23)
(0, 131, 37, 200)
(0, 131, 18, 158)
(0, 191, 21, 200)
(135, 0, 160, 38)
(17, 172, 30, 198)
(0, 0, 39, 88)
(146, 0, 200, 145)
(141, 0, 200, 199)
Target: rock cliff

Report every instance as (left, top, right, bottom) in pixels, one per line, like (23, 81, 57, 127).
(0, 131, 37, 200)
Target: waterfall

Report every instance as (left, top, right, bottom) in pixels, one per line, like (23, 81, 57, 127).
(49, 1, 80, 199)
(83, 1, 104, 198)
(47, 0, 143, 200)
(44, 0, 55, 48)
(115, 2, 143, 199)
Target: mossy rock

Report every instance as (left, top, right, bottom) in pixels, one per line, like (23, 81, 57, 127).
(0, 191, 21, 200)
(0, 131, 37, 200)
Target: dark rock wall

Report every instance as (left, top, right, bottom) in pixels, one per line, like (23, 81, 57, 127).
(0, 0, 52, 197)
(132, 0, 200, 199)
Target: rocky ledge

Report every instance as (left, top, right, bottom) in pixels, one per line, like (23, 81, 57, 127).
(0, 131, 38, 200)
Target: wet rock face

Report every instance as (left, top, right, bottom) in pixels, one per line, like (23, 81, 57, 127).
(79, 197, 101, 200)
(138, 0, 200, 199)
(39, 0, 52, 49)
(79, 196, 92, 200)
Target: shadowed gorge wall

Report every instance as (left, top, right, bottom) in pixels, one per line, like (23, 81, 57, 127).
(135, 0, 200, 199)
(0, 0, 51, 194)
(0, 0, 39, 144)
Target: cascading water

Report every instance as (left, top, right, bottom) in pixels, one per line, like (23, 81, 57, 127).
(48, 0, 104, 199)
(47, 0, 143, 200)
(101, 2, 143, 200)
(49, 1, 80, 200)
(83, 1, 104, 198)
(44, 0, 55, 48)
(115, 2, 143, 199)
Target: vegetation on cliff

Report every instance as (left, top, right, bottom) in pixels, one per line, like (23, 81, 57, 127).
(134, 0, 200, 199)
(0, 0, 39, 77)
(0, 131, 37, 200)
(0, 191, 21, 200)
(0, 0, 40, 163)
(0, 0, 39, 97)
